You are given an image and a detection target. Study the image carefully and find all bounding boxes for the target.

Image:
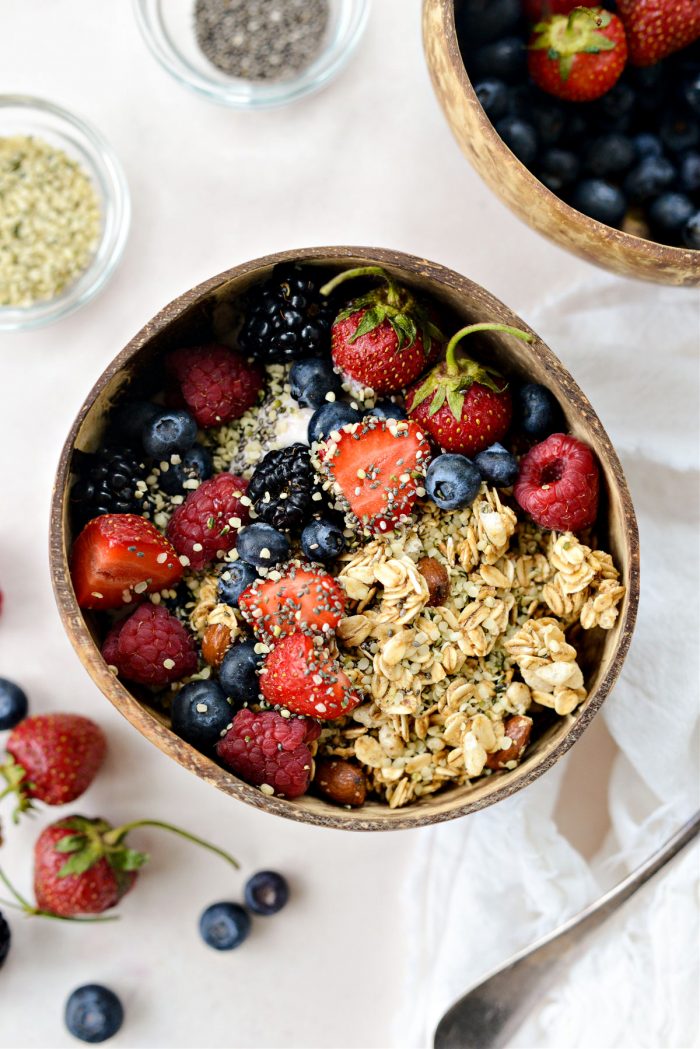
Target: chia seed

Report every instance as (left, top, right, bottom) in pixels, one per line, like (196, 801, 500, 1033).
(194, 0, 330, 82)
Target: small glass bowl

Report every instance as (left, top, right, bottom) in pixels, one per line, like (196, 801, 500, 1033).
(0, 96, 130, 333)
(133, 0, 370, 109)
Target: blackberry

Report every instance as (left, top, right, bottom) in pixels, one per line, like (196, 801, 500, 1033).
(0, 910, 10, 969)
(70, 448, 150, 528)
(247, 443, 322, 532)
(239, 263, 335, 364)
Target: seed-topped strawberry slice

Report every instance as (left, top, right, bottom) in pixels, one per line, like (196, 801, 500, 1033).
(238, 561, 346, 641)
(314, 417, 431, 535)
(260, 632, 362, 721)
(70, 514, 184, 610)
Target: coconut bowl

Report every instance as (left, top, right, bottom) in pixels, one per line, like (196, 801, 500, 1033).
(422, 0, 700, 288)
(50, 246, 640, 830)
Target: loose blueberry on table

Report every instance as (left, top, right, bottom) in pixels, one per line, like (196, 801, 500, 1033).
(64, 984, 124, 1044)
(457, 0, 700, 247)
(68, 263, 626, 810)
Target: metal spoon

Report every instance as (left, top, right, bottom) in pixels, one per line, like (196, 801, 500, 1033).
(434, 811, 700, 1049)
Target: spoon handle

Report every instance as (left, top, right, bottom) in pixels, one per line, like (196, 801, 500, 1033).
(434, 812, 700, 1049)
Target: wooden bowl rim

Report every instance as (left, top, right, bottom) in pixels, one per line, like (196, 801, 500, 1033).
(422, 0, 700, 284)
(50, 245, 640, 831)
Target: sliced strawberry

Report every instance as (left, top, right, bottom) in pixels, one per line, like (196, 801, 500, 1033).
(239, 561, 346, 641)
(314, 417, 430, 534)
(260, 633, 362, 721)
(71, 514, 183, 610)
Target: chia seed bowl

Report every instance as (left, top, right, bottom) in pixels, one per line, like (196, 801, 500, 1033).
(0, 96, 130, 332)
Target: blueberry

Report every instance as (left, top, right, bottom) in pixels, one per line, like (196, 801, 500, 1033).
(217, 560, 258, 607)
(456, 0, 522, 46)
(516, 383, 562, 437)
(649, 193, 696, 241)
(308, 402, 362, 444)
(661, 111, 699, 153)
(368, 400, 407, 421)
(474, 443, 519, 488)
(218, 640, 262, 704)
(624, 156, 676, 203)
(110, 400, 159, 447)
(682, 211, 700, 249)
(584, 134, 635, 177)
(425, 454, 481, 511)
(199, 902, 251, 951)
(571, 179, 626, 227)
(0, 910, 10, 969)
(245, 871, 289, 916)
(474, 79, 510, 122)
(632, 133, 663, 160)
(171, 680, 232, 749)
(472, 37, 526, 83)
(236, 522, 290, 568)
(158, 443, 213, 495)
(289, 358, 343, 409)
(538, 149, 580, 193)
(142, 409, 197, 459)
(529, 100, 566, 146)
(64, 985, 124, 1043)
(0, 678, 28, 731)
(683, 73, 700, 117)
(679, 152, 700, 194)
(595, 82, 636, 122)
(495, 116, 538, 168)
(301, 519, 346, 563)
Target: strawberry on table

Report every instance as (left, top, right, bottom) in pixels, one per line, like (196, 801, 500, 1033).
(320, 267, 444, 394)
(102, 603, 197, 687)
(313, 416, 431, 535)
(167, 344, 263, 428)
(616, 0, 700, 66)
(260, 633, 362, 720)
(1, 714, 106, 821)
(528, 7, 628, 103)
(406, 323, 533, 456)
(166, 473, 250, 570)
(238, 561, 346, 642)
(514, 432, 600, 531)
(71, 514, 184, 610)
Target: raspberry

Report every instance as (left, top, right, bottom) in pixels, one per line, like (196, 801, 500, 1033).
(102, 604, 197, 687)
(514, 433, 599, 532)
(216, 709, 320, 799)
(166, 473, 249, 570)
(168, 344, 263, 428)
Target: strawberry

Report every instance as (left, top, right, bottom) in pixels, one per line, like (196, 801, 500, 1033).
(406, 323, 532, 456)
(313, 416, 431, 535)
(71, 514, 183, 610)
(528, 8, 628, 102)
(167, 344, 264, 428)
(1, 714, 106, 821)
(320, 267, 444, 394)
(260, 633, 362, 721)
(616, 0, 700, 66)
(238, 561, 346, 642)
(524, 0, 599, 19)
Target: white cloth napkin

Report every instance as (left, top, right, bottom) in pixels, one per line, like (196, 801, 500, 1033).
(397, 273, 700, 1049)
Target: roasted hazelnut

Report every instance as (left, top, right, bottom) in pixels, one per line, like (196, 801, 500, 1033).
(485, 715, 533, 770)
(417, 556, 450, 606)
(201, 623, 233, 668)
(315, 758, 367, 807)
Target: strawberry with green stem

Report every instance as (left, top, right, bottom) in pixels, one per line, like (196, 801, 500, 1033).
(0, 814, 239, 919)
(406, 323, 533, 456)
(527, 7, 628, 103)
(320, 267, 444, 395)
(616, 0, 700, 67)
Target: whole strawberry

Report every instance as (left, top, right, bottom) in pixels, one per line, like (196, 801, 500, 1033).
(528, 8, 628, 103)
(406, 323, 533, 456)
(617, 0, 700, 66)
(320, 267, 443, 395)
(168, 344, 263, 428)
(1, 714, 106, 821)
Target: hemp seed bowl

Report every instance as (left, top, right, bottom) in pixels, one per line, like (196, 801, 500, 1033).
(50, 246, 639, 831)
(0, 96, 130, 332)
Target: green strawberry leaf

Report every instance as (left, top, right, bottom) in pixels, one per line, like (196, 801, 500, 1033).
(558, 54, 574, 81)
(583, 37, 616, 52)
(108, 848, 149, 872)
(58, 843, 103, 878)
(428, 387, 447, 416)
(410, 375, 439, 409)
(447, 389, 465, 422)
(54, 834, 89, 854)
(390, 313, 417, 352)
(348, 305, 386, 342)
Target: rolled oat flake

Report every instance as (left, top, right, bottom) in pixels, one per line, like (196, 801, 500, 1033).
(194, 0, 330, 81)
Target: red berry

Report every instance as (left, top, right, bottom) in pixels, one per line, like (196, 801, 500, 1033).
(216, 708, 320, 799)
(168, 344, 263, 428)
(5, 714, 106, 808)
(260, 633, 362, 720)
(239, 561, 346, 642)
(528, 8, 628, 103)
(514, 433, 600, 532)
(617, 0, 700, 66)
(166, 473, 249, 570)
(71, 514, 184, 610)
(102, 603, 197, 687)
(314, 417, 431, 534)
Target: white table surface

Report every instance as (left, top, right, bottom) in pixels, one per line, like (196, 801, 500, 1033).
(0, 1, 649, 1046)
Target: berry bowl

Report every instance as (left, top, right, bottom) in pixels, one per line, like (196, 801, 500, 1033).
(50, 246, 639, 830)
(422, 0, 700, 286)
